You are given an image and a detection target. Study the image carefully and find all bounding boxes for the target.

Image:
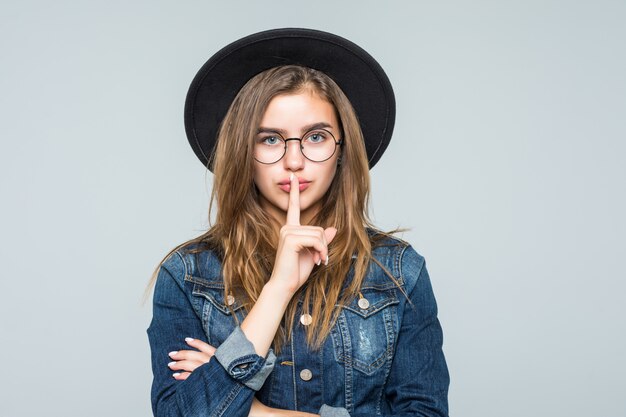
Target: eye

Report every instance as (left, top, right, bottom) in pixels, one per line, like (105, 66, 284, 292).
(258, 135, 283, 146)
(304, 130, 328, 144)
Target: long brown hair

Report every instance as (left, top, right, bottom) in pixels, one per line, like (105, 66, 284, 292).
(148, 65, 388, 350)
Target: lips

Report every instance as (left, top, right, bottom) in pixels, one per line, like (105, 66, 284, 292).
(278, 177, 311, 192)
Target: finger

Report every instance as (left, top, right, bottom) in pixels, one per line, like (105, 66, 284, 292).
(173, 371, 191, 380)
(312, 250, 321, 266)
(283, 234, 328, 261)
(282, 228, 325, 266)
(303, 247, 321, 266)
(184, 337, 217, 356)
(324, 227, 338, 245)
(168, 359, 205, 372)
(279, 225, 327, 239)
(286, 173, 300, 226)
(280, 226, 329, 264)
(169, 350, 213, 363)
(323, 227, 337, 265)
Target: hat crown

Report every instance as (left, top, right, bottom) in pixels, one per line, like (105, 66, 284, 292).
(184, 28, 395, 171)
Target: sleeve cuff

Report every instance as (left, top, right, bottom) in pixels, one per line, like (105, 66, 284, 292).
(214, 326, 276, 391)
(319, 404, 350, 417)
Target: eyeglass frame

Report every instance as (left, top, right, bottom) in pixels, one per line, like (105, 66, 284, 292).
(253, 128, 344, 164)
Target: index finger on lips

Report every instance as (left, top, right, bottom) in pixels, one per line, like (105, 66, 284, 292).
(286, 173, 300, 226)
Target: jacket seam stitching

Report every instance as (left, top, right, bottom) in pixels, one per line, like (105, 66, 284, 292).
(212, 384, 244, 417)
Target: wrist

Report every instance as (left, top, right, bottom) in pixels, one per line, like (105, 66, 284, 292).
(271, 410, 319, 417)
(263, 278, 297, 304)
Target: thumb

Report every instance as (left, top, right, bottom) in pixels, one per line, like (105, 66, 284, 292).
(324, 227, 338, 245)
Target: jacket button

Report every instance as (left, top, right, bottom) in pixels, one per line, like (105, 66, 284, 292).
(358, 297, 370, 309)
(299, 369, 313, 381)
(300, 314, 312, 326)
(226, 295, 235, 306)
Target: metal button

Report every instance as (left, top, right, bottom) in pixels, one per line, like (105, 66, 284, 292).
(300, 368, 312, 381)
(358, 297, 370, 310)
(226, 294, 235, 306)
(300, 313, 313, 326)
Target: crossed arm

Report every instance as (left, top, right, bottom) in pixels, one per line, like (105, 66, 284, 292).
(149, 175, 336, 417)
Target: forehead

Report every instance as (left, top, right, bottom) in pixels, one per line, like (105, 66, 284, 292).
(260, 91, 338, 131)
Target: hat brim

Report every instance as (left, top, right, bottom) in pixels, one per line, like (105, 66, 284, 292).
(184, 28, 395, 171)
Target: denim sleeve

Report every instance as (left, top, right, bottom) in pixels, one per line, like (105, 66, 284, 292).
(214, 326, 276, 391)
(147, 252, 275, 417)
(381, 246, 450, 417)
(319, 404, 351, 416)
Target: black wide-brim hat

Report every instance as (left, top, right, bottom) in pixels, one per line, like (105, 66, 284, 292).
(184, 28, 395, 171)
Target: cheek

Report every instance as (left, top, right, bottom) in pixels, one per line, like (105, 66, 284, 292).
(317, 164, 339, 193)
(326, 161, 339, 182)
(253, 167, 274, 196)
(252, 165, 266, 186)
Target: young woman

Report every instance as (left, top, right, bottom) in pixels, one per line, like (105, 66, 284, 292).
(147, 29, 449, 417)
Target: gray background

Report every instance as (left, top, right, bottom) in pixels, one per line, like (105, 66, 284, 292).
(1, 0, 624, 416)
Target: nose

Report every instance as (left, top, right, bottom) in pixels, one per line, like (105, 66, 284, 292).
(283, 139, 304, 171)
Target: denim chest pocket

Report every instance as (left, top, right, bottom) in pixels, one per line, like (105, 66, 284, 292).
(330, 288, 399, 375)
(189, 276, 245, 347)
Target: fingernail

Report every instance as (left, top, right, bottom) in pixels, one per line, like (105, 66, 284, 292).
(325, 255, 329, 266)
(172, 373, 181, 378)
(290, 173, 294, 181)
(316, 258, 321, 266)
(168, 351, 178, 357)
(185, 337, 194, 342)
(168, 361, 176, 367)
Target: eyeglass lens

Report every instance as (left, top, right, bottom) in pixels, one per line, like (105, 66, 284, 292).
(254, 129, 339, 164)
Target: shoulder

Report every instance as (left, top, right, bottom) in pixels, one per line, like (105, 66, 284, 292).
(158, 241, 224, 287)
(365, 229, 426, 294)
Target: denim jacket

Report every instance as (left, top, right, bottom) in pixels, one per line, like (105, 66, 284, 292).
(147, 235, 449, 416)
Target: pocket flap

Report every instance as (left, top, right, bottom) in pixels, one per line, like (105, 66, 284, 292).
(342, 289, 398, 318)
(190, 277, 245, 315)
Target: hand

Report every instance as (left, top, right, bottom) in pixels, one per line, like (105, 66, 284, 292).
(167, 337, 216, 380)
(249, 398, 319, 417)
(270, 174, 337, 295)
(249, 397, 271, 417)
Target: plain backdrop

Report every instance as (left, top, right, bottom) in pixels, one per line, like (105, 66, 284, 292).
(1, 1, 625, 416)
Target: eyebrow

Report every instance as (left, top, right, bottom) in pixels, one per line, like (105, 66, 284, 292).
(257, 122, 334, 136)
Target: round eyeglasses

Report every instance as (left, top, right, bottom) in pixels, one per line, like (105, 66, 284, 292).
(253, 128, 343, 164)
